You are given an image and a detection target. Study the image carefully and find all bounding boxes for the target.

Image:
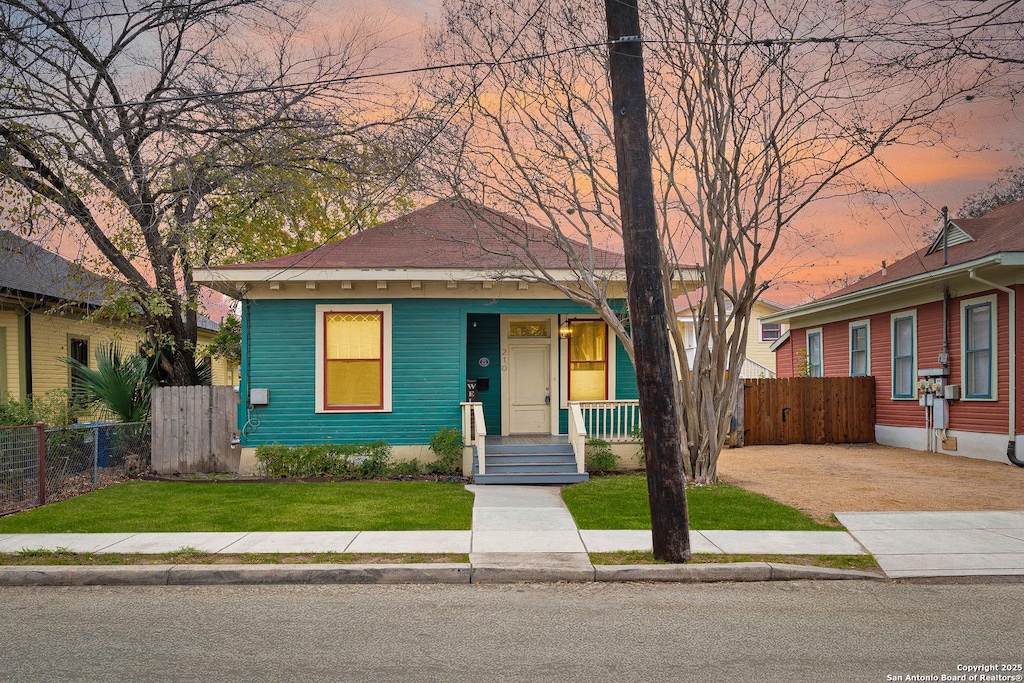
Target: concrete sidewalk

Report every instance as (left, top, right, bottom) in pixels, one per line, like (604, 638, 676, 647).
(836, 511, 1024, 578)
(1, 484, 1022, 583)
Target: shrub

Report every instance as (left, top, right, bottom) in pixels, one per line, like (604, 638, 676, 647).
(585, 438, 618, 473)
(428, 427, 464, 475)
(0, 390, 81, 427)
(255, 440, 392, 478)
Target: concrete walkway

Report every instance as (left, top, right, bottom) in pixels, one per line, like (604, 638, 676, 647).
(2, 486, 1023, 581)
(836, 511, 1024, 578)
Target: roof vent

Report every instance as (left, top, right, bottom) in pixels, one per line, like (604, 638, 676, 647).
(927, 221, 974, 256)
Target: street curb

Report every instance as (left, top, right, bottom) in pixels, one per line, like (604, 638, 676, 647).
(595, 562, 773, 582)
(0, 562, 882, 586)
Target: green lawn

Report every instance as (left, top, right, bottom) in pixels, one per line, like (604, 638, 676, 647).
(562, 474, 838, 531)
(0, 481, 475, 533)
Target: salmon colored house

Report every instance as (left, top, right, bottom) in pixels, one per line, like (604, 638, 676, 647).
(763, 200, 1024, 466)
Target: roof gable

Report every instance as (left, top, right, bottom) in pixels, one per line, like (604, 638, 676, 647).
(926, 220, 974, 255)
(821, 199, 1024, 302)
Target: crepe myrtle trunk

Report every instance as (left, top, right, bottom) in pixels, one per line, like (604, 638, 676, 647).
(605, 0, 691, 562)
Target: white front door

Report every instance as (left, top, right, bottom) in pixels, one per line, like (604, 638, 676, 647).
(508, 343, 551, 433)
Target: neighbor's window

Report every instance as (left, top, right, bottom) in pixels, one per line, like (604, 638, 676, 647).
(963, 299, 994, 399)
(323, 311, 385, 410)
(760, 322, 781, 342)
(568, 320, 608, 401)
(806, 330, 823, 377)
(850, 323, 869, 377)
(68, 336, 90, 402)
(892, 313, 915, 399)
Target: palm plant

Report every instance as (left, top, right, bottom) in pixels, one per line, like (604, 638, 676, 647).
(63, 344, 155, 422)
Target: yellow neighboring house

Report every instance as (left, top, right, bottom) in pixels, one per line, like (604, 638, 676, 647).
(0, 231, 236, 403)
(675, 296, 787, 378)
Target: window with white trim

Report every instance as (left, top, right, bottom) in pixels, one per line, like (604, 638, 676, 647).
(849, 321, 870, 377)
(760, 322, 782, 343)
(961, 295, 997, 400)
(568, 319, 608, 401)
(315, 304, 392, 413)
(891, 312, 916, 399)
(806, 329, 823, 377)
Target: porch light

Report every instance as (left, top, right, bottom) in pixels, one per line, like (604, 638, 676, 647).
(559, 321, 573, 339)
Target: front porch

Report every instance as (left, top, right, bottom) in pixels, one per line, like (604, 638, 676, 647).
(462, 401, 641, 485)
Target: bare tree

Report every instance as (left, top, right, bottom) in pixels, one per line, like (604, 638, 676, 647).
(960, 164, 1024, 217)
(424, 0, 1004, 484)
(0, 0, 415, 384)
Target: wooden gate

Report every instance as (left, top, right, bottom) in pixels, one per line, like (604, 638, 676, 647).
(152, 386, 240, 473)
(743, 377, 875, 445)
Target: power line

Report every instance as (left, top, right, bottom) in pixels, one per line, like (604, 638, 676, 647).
(229, 0, 553, 290)
(13, 27, 1007, 123)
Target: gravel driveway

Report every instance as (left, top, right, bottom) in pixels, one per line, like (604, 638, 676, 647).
(717, 443, 1024, 524)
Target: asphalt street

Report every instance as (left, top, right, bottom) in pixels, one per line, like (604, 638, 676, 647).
(1, 581, 1021, 682)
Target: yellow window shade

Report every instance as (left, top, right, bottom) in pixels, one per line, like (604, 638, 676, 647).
(326, 360, 382, 407)
(570, 321, 606, 361)
(326, 313, 381, 360)
(570, 369, 606, 401)
(569, 321, 608, 400)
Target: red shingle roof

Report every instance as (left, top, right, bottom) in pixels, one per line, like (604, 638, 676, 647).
(215, 199, 626, 272)
(821, 199, 1024, 301)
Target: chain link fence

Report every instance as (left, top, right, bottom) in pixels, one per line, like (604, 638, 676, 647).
(1, 422, 151, 516)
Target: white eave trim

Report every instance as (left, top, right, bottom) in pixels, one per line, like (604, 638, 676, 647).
(768, 329, 790, 352)
(194, 265, 703, 294)
(760, 254, 1022, 326)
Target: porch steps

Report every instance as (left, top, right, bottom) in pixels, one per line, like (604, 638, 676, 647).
(472, 443, 590, 485)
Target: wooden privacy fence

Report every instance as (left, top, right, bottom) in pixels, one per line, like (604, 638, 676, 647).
(152, 386, 240, 473)
(742, 377, 876, 445)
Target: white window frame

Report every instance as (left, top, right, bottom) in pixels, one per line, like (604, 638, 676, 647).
(890, 310, 917, 400)
(848, 319, 871, 377)
(760, 322, 782, 343)
(315, 303, 393, 413)
(805, 328, 823, 377)
(960, 294, 998, 401)
(559, 314, 617, 409)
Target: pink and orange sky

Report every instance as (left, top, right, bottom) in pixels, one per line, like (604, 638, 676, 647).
(320, 0, 1024, 306)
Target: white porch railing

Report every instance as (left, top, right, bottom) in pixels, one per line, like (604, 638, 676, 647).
(568, 400, 642, 474)
(574, 400, 642, 442)
(460, 402, 487, 474)
(568, 403, 587, 474)
(739, 357, 776, 379)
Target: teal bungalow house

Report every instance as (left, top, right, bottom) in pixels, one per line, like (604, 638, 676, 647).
(195, 200, 697, 483)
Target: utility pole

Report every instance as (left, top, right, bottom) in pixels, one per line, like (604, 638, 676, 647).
(604, 0, 691, 561)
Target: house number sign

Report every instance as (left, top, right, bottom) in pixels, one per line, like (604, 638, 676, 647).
(478, 357, 490, 368)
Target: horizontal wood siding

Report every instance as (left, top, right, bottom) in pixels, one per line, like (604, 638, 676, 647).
(243, 298, 636, 447)
(783, 286, 1017, 436)
(1018, 285, 1024, 433)
(945, 290, 1010, 435)
(466, 313, 501, 434)
(775, 335, 794, 377)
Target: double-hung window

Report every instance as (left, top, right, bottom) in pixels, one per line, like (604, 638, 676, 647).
(849, 321, 870, 377)
(760, 322, 782, 343)
(316, 304, 392, 412)
(806, 329, 823, 377)
(962, 296, 996, 400)
(891, 312, 916, 399)
(568, 320, 609, 401)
